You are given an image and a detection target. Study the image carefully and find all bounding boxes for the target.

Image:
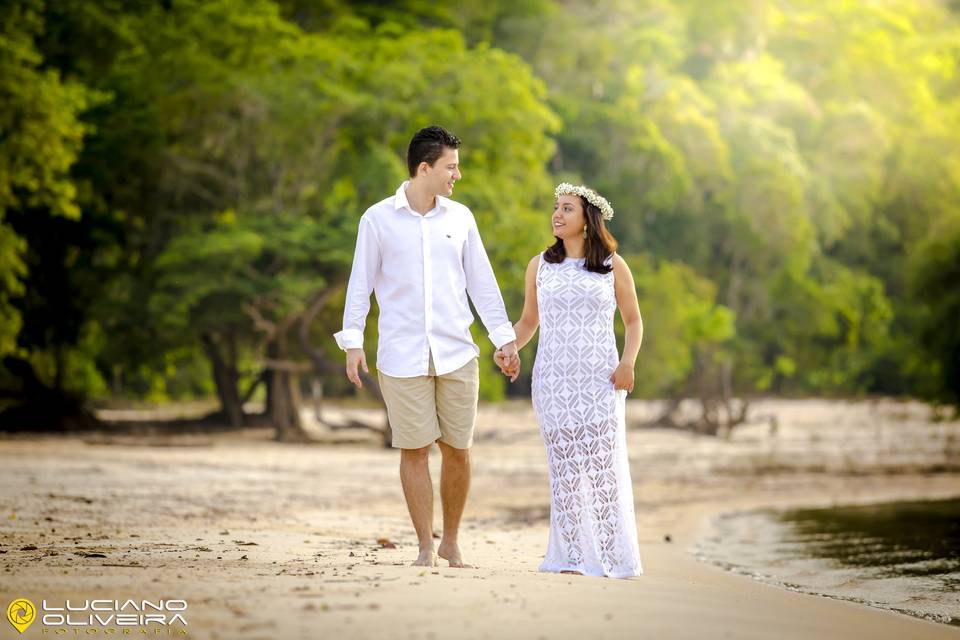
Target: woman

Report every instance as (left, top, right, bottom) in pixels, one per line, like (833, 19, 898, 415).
(495, 183, 644, 578)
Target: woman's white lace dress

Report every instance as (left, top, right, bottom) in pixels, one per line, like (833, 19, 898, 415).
(531, 252, 643, 578)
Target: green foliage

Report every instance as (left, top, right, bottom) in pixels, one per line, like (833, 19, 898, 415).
(73, 0, 556, 402)
(0, 0, 98, 358)
(3, 0, 960, 411)
(628, 255, 734, 396)
(911, 224, 960, 409)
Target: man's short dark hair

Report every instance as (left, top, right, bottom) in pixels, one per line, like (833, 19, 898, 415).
(406, 125, 461, 177)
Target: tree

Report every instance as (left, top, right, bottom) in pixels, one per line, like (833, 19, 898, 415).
(0, 0, 102, 430)
(911, 225, 960, 412)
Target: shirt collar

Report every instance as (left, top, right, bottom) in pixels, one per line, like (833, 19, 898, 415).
(395, 180, 447, 217)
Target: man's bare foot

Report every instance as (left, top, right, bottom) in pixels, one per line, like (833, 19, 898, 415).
(412, 548, 437, 567)
(437, 541, 473, 568)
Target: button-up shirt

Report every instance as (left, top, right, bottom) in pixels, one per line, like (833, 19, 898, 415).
(333, 181, 516, 377)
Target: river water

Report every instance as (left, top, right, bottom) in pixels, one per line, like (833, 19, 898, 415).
(692, 497, 960, 626)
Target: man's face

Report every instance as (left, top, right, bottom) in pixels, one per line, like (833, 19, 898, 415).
(420, 147, 461, 197)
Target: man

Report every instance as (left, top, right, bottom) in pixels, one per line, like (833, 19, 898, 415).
(333, 125, 520, 568)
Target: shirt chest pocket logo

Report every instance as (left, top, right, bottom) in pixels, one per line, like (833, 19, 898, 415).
(438, 228, 466, 249)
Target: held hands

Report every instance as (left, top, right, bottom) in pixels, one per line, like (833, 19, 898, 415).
(610, 361, 634, 393)
(494, 342, 521, 382)
(345, 348, 368, 389)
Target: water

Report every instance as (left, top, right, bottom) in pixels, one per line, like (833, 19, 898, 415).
(692, 497, 960, 626)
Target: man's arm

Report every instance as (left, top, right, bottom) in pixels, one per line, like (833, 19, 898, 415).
(462, 213, 519, 377)
(333, 215, 380, 388)
(462, 214, 516, 345)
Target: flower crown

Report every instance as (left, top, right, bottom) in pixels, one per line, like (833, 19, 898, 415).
(554, 182, 614, 221)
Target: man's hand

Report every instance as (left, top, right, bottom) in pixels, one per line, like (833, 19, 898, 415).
(494, 350, 519, 381)
(345, 348, 368, 389)
(494, 342, 521, 382)
(493, 349, 511, 374)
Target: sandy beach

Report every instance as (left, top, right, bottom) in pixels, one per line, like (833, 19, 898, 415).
(2, 398, 959, 639)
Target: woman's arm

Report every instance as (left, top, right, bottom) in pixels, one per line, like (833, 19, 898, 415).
(611, 254, 643, 392)
(512, 255, 540, 351)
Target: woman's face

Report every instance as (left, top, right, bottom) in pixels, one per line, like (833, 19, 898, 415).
(552, 195, 586, 240)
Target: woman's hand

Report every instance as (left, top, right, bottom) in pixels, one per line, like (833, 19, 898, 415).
(494, 348, 520, 382)
(610, 361, 634, 392)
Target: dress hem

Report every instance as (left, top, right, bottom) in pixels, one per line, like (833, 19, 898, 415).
(538, 563, 643, 579)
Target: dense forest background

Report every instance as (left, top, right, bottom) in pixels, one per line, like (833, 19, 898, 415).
(2, 0, 959, 434)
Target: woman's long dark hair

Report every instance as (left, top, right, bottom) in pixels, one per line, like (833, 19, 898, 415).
(543, 196, 618, 273)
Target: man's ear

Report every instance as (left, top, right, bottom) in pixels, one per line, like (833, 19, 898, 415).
(418, 161, 430, 176)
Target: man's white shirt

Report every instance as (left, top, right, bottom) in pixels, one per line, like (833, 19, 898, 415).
(333, 181, 516, 377)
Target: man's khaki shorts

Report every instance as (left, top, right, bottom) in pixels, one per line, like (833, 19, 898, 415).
(378, 353, 480, 450)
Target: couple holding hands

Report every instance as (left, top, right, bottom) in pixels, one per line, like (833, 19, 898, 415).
(334, 126, 643, 578)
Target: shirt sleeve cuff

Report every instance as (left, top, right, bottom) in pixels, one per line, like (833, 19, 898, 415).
(334, 329, 364, 351)
(488, 322, 517, 350)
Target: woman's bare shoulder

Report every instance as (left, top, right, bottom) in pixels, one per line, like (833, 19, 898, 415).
(611, 252, 630, 270)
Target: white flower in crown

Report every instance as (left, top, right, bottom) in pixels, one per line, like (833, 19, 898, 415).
(554, 183, 615, 221)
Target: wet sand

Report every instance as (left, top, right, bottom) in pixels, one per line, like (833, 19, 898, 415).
(1, 398, 959, 639)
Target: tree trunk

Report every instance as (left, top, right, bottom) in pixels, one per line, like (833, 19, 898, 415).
(201, 331, 244, 428)
(645, 349, 753, 437)
(54, 342, 65, 391)
(265, 338, 312, 443)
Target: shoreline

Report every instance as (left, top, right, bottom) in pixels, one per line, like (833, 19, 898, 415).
(688, 493, 960, 628)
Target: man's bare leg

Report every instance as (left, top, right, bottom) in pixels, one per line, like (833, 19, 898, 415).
(400, 444, 436, 566)
(436, 441, 471, 568)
